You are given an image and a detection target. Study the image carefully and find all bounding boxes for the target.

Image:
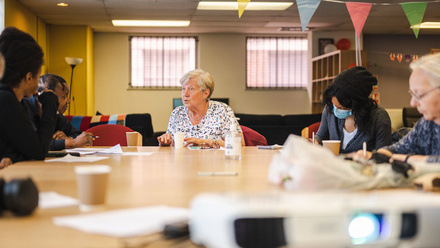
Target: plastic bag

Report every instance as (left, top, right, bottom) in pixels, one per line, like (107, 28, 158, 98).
(268, 135, 440, 190)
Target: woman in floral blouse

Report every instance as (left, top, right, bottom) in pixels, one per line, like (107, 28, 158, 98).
(157, 69, 243, 147)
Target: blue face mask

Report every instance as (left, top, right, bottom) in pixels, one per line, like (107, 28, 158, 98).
(333, 105, 352, 119)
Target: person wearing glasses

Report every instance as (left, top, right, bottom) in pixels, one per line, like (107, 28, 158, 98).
(314, 66, 392, 153)
(357, 53, 440, 163)
(157, 69, 243, 147)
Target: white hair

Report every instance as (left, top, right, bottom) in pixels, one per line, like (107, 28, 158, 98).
(410, 53, 440, 88)
(179, 69, 214, 99)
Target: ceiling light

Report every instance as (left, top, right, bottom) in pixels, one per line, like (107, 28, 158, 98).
(197, 1, 293, 11)
(411, 22, 440, 29)
(57, 3, 68, 7)
(112, 20, 190, 27)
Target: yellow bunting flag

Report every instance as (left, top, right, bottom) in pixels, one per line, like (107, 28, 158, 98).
(400, 2, 427, 38)
(238, 0, 251, 18)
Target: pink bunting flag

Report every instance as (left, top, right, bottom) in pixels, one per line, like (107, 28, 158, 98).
(346, 2, 373, 38)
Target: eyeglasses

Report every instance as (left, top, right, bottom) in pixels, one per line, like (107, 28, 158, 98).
(408, 86, 440, 101)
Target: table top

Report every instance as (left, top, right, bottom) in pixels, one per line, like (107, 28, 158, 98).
(0, 146, 281, 248)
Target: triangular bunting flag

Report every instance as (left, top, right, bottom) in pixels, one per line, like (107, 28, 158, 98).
(400, 2, 427, 38)
(413, 55, 419, 62)
(397, 53, 403, 63)
(238, 0, 251, 18)
(297, 0, 322, 32)
(346, 2, 372, 38)
(390, 53, 395, 61)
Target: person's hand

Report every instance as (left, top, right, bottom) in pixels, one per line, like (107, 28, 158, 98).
(157, 133, 172, 146)
(0, 157, 12, 169)
(53, 131, 69, 140)
(352, 150, 373, 162)
(65, 132, 93, 148)
(184, 137, 207, 147)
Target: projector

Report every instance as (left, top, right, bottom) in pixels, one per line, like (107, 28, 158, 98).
(189, 192, 440, 248)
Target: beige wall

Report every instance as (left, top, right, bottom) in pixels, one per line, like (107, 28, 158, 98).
(95, 32, 311, 132)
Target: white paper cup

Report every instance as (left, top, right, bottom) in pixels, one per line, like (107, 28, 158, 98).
(322, 140, 341, 155)
(75, 165, 111, 211)
(174, 133, 185, 149)
(126, 131, 142, 147)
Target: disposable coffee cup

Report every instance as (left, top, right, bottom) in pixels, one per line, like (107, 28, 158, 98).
(126, 131, 142, 147)
(174, 132, 185, 149)
(322, 140, 341, 155)
(75, 165, 111, 211)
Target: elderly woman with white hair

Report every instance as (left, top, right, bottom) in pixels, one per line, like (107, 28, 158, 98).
(158, 69, 243, 147)
(358, 53, 440, 163)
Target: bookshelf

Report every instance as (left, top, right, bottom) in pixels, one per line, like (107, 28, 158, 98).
(311, 50, 367, 113)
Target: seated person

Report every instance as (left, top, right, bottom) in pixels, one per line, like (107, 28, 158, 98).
(0, 27, 59, 169)
(25, 74, 93, 150)
(314, 66, 392, 153)
(158, 69, 243, 147)
(356, 53, 440, 163)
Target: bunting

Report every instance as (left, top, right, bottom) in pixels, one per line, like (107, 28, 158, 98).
(400, 2, 427, 38)
(293, 0, 433, 38)
(387, 52, 421, 63)
(238, 0, 251, 18)
(297, 0, 322, 32)
(345, 2, 372, 38)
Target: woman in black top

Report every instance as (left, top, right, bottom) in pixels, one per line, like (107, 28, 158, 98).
(0, 27, 58, 169)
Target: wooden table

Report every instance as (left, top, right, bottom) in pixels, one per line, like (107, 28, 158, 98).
(0, 147, 281, 248)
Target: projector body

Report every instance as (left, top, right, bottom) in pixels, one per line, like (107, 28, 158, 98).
(189, 192, 440, 248)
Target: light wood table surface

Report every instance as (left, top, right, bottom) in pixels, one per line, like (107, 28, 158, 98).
(0, 146, 281, 248)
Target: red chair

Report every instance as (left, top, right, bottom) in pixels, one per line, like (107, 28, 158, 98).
(301, 122, 321, 139)
(86, 124, 134, 146)
(241, 125, 268, 146)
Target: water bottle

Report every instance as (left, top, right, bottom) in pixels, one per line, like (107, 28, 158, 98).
(225, 118, 241, 160)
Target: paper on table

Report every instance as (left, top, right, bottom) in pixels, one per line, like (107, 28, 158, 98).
(39, 191, 79, 209)
(45, 154, 109, 163)
(66, 144, 123, 155)
(53, 205, 190, 238)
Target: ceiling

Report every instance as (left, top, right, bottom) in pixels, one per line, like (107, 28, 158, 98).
(17, 0, 440, 35)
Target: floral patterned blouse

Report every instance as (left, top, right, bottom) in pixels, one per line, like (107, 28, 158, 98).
(166, 100, 241, 140)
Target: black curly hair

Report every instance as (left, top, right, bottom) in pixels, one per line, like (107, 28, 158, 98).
(322, 66, 378, 132)
(0, 27, 44, 88)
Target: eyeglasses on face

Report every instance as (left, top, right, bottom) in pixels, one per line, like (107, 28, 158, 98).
(408, 86, 440, 101)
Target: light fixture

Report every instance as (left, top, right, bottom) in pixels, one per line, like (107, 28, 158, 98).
(197, 1, 293, 11)
(65, 57, 83, 115)
(112, 20, 190, 27)
(411, 22, 440, 29)
(57, 3, 68, 7)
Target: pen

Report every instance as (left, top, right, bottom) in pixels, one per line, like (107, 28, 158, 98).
(363, 141, 366, 156)
(197, 172, 238, 176)
(312, 132, 315, 144)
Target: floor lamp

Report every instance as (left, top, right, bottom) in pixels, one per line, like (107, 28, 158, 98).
(65, 57, 83, 115)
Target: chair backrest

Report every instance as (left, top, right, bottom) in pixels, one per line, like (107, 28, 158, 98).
(86, 124, 134, 146)
(403, 107, 422, 127)
(241, 125, 268, 146)
(301, 122, 321, 139)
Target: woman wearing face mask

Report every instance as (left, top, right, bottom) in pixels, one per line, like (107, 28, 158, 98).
(314, 66, 392, 154)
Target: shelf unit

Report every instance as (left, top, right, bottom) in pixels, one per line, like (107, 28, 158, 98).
(311, 50, 367, 114)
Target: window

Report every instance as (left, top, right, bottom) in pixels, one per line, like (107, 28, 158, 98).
(130, 36, 197, 88)
(246, 37, 308, 88)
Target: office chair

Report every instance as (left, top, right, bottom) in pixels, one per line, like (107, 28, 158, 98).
(301, 122, 321, 139)
(241, 125, 268, 146)
(86, 124, 134, 146)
